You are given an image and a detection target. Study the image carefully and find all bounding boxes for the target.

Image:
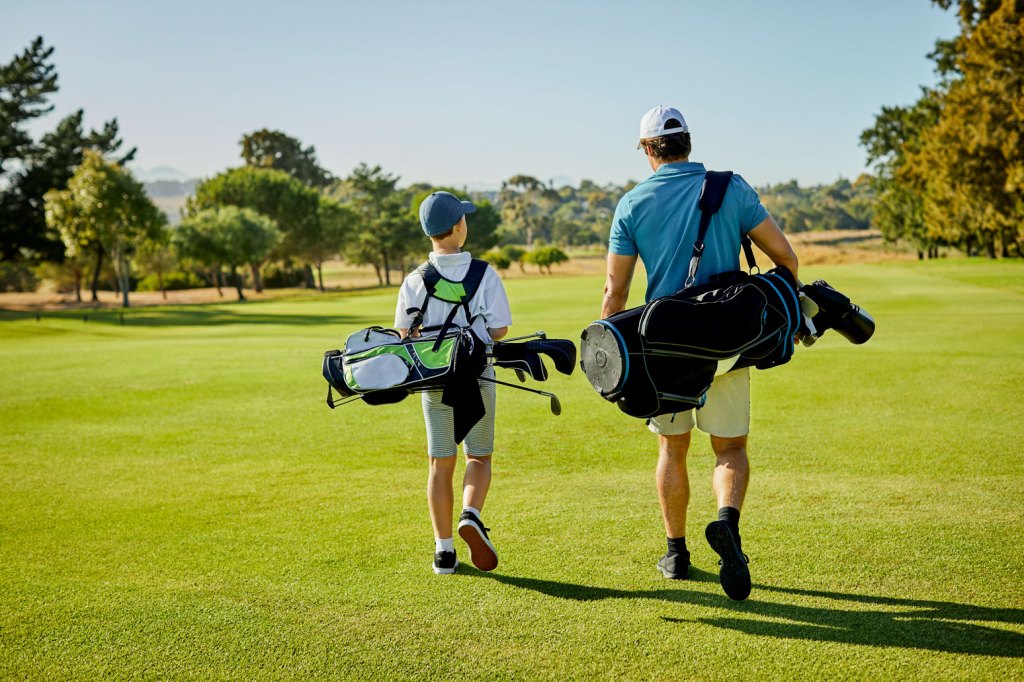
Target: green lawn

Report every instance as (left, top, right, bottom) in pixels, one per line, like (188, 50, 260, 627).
(2, 260, 1022, 679)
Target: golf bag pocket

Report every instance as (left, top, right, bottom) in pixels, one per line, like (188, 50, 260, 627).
(639, 285, 769, 360)
(346, 353, 411, 390)
(333, 326, 469, 396)
(345, 326, 402, 354)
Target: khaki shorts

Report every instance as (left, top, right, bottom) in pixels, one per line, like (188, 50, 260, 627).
(648, 367, 750, 438)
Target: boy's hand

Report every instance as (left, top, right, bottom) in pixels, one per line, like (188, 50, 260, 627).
(488, 326, 508, 341)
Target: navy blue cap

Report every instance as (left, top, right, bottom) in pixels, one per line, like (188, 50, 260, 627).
(418, 191, 476, 237)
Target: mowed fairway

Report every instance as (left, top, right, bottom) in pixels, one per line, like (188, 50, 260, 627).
(1, 260, 1022, 680)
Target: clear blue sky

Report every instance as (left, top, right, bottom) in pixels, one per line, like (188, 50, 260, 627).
(2, 0, 958, 188)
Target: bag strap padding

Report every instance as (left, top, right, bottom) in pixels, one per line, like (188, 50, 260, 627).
(410, 257, 490, 340)
(685, 171, 733, 289)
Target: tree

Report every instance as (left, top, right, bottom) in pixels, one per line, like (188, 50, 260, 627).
(861, 0, 1023, 257)
(240, 129, 331, 188)
(135, 230, 177, 300)
(499, 175, 560, 245)
(188, 166, 320, 286)
(174, 209, 225, 296)
(500, 245, 527, 273)
(523, 245, 569, 274)
(1, 38, 135, 264)
(0, 37, 57, 175)
(909, 0, 1024, 257)
(45, 151, 164, 307)
(333, 164, 420, 286)
(309, 196, 357, 291)
(481, 248, 511, 275)
(42, 181, 89, 301)
(176, 206, 280, 301)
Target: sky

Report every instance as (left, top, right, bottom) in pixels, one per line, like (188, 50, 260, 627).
(2, 0, 959, 189)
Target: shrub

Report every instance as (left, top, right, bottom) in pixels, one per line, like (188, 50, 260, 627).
(0, 262, 39, 292)
(500, 245, 527, 272)
(262, 262, 306, 288)
(136, 270, 206, 292)
(35, 261, 91, 293)
(524, 246, 569, 274)
(481, 248, 511, 272)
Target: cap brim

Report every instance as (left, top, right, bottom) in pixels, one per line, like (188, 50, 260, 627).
(461, 201, 476, 214)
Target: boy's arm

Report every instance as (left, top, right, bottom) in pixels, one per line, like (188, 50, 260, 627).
(480, 267, 513, 341)
(394, 276, 420, 339)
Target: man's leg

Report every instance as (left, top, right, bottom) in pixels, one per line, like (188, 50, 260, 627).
(704, 435, 752, 600)
(697, 368, 753, 600)
(657, 432, 692, 539)
(710, 434, 749, 518)
(648, 410, 696, 580)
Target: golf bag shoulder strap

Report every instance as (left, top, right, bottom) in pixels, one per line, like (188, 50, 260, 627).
(685, 170, 733, 288)
(407, 258, 489, 335)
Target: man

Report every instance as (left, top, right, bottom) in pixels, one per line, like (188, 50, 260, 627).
(601, 105, 798, 601)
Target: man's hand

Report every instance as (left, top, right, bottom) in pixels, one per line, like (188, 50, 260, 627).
(748, 216, 798, 281)
(601, 253, 638, 318)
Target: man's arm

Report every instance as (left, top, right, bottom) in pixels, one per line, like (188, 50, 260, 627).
(601, 253, 638, 318)
(748, 216, 798, 280)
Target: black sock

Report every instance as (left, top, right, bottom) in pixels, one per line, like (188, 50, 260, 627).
(718, 507, 741, 545)
(666, 536, 688, 556)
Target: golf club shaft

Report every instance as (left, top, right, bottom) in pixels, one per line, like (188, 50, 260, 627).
(479, 375, 557, 399)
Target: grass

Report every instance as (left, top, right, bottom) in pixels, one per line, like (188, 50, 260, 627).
(1, 259, 1022, 679)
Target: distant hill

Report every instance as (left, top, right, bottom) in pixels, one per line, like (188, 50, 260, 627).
(132, 165, 191, 182)
(143, 179, 197, 225)
(144, 179, 197, 198)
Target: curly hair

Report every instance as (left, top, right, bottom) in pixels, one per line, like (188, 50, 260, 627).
(641, 118, 691, 162)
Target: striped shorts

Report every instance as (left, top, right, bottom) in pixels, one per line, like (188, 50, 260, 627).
(421, 367, 496, 457)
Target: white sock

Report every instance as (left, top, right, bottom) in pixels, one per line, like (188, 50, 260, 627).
(463, 506, 481, 519)
(435, 537, 455, 553)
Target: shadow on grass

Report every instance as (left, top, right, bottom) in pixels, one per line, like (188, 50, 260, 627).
(464, 569, 1024, 658)
(0, 307, 374, 328)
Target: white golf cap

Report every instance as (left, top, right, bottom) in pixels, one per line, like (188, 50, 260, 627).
(638, 105, 689, 148)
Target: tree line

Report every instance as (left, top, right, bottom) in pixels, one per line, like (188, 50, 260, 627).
(11, 27, 997, 305)
(860, 0, 1023, 258)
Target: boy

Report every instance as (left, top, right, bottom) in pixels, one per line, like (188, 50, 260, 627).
(395, 191, 512, 574)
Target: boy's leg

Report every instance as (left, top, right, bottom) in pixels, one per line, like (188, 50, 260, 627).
(458, 369, 498, 571)
(462, 454, 491, 512)
(422, 390, 459, 573)
(427, 455, 457, 540)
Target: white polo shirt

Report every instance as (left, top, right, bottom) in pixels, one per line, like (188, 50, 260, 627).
(394, 251, 513, 341)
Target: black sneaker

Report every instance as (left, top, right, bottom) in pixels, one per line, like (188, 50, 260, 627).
(705, 520, 751, 601)
(457, 510, 498, 571)
(657, 550, 690, 579)
(433, 550, 458, 575)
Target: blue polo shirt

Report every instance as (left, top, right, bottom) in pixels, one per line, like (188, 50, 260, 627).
(609, 161, 769, 301)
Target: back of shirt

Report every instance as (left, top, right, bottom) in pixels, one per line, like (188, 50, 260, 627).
(394, 251, 513, 342)
(609, 161, 769, 301)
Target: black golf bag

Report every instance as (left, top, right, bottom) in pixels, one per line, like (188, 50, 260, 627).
(581, 266, 801, 419)
(580, 170, 874, 420)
